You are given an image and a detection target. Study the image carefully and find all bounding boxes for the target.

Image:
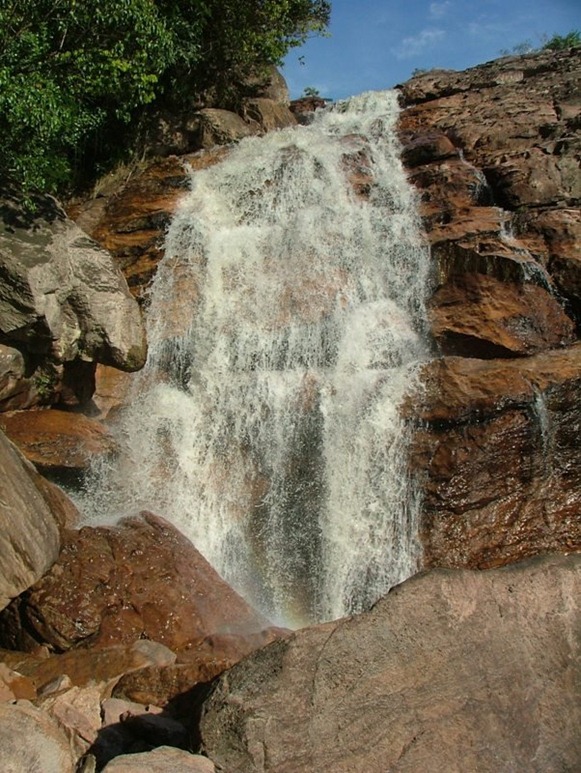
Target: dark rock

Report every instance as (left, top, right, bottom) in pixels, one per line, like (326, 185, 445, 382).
(408, 346, 581, 568)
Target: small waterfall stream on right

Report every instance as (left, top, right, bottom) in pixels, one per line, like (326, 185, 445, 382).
(80, 90, 433, 627)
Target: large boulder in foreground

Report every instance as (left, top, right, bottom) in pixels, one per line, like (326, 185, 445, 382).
(0, 512, 277, 654)
(200, 555, 581, 772)
(0, 429, 62, 611)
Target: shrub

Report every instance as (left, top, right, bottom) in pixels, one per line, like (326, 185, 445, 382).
(542, 30, 581, 50)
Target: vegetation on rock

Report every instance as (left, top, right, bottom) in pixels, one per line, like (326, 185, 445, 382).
(0, 0, 330, 197)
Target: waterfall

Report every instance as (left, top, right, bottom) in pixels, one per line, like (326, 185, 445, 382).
(81, 90, 432, 627)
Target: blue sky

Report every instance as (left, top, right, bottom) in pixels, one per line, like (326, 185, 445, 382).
(282, 0, 580, 100)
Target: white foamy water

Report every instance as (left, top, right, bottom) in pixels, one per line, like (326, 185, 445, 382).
(80, 90, 432, 627)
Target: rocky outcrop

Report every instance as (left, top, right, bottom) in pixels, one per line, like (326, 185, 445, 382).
(200, 555, 581, 773)
(398, 48, 581, 567)
(0, 194, 147, 411)
(0, 430, 62, 611)
(409, 346, 581, 568)
(69, 70, 296, 304)
(101, 747, 215, 772)
(0, 512, 278, 654)
(0, 409, 118, 476)
(399, 48, 580, 341)
(70, 150, 228, 301)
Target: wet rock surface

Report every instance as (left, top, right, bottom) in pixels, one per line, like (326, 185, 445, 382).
(0, 511, 277, 654)
(409, 346, 581, 568)
(0, 408, 118, 475)
(398, 48, 581, 567)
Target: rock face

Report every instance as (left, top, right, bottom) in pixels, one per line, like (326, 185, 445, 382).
(409, 347, 581, 568)
(0, 193, 147, 410)
(200, 555, 581, 773)
(398, 48, 581, 567)
(0, 430, 61, 611)
(69, 71, 296, 304)
(399, 48, 581, 353)
(0, 512, 276, 654)
(70, 150, 228, 301)
(101, 746, 215, 772)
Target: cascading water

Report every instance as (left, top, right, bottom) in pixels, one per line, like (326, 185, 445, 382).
(80, 90, 432, 627)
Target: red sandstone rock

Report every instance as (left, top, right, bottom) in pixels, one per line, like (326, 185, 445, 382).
(399, 48, 580, 347)
(70, 150, 229, 301)
(0, 512, 276, 654)
(3, 640, 175, 696)
(0, 409, 118, 474)
(408, 346, 581, 568)
(429, 273, 576, 357)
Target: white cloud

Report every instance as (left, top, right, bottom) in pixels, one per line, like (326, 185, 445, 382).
(429, 1, 451, 18)
(392, 28, 446, 59)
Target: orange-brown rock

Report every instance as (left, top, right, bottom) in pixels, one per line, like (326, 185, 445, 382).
(409, 346, 581, 569)
(1, 640, 175, 695)
(112, 628, 287, 709)
(70, 149, 228, 301)
(429, 273, 576, 357)
(0, 409, 118, 475)
(92, 365, 136, 421)
(0, 512, 275, 654)
(399, 48, 580, 345)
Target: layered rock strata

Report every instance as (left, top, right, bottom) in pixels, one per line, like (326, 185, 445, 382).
(398, 48, 581, 567)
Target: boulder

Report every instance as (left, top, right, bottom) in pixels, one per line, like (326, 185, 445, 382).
(200, 555, 581, 773)
(101, 747, 215, 772)
(0, 700, 76, 772)
(0, 193, 147, 372)
(195, 108, 256, 149)
(3, 640, 176, 696)
(0, 512, 276, 654)
(0, 429, 61, 611)
(0, 662, 36, 701)
(241, 99, 297, 132)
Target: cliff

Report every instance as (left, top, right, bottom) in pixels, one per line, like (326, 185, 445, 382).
(396, 48, 581, 568)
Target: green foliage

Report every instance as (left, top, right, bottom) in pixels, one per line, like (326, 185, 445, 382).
(0, 0, 330, 197)
(542, 30, 581, 50)
(302, 86, 321, 97)
(501, 29, 581, 57)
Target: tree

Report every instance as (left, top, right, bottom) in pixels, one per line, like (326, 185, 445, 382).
(0, 0, 331, 197)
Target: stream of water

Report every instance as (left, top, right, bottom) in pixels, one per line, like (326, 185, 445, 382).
(81, 90, 432, 627)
